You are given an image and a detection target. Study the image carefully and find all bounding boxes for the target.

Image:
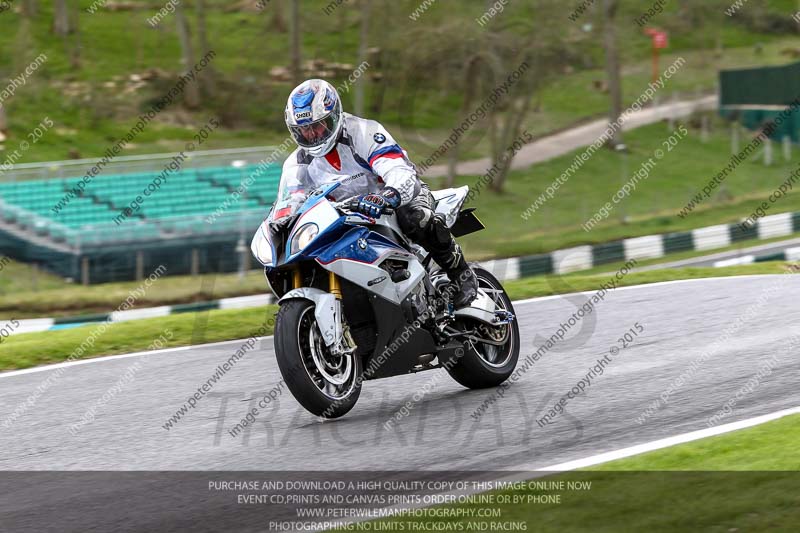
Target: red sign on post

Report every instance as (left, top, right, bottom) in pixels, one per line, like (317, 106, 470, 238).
(643, 28, 669, 82)
(652, 31, 668, 49)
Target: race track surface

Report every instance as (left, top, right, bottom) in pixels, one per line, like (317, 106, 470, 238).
(1, 275, 798, 531)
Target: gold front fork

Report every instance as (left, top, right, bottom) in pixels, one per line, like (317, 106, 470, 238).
(329, 271, 342, 300)
(292, 266, 302, 289)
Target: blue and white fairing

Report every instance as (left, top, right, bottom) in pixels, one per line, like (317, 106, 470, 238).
(250, 182, 425, 305)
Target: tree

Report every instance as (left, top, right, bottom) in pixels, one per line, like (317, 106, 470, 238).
(483, 1, 564, 192)
(53, 0, 70, 35)
(195, 0, 217, 97)
(270, 0, 287, 33)
(290, 0, 302, 86)
(353, 0, 370, 116)
(602, 0, 623, 147)
(175, 2, 201, 108)
(21, 0, 37, 17)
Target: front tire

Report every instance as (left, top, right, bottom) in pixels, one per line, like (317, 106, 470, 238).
(274, 299, 361, 418)
(446, 266, 520, 389)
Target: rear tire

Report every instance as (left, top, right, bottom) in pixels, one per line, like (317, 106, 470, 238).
(274, 299, 361, 418)
(446, 266, 520, 389)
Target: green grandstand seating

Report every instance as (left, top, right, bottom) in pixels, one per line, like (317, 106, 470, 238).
(0, 162, 281, 245)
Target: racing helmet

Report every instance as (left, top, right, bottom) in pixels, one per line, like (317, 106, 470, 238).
(285, 79, 343, 157)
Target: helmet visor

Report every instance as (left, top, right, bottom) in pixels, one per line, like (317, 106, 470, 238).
(288, 113, 338, 149)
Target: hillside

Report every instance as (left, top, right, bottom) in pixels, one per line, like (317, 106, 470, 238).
(0, 0, 798, 166)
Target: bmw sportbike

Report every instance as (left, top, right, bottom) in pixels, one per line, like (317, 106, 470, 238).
(251, 181, 519, 418)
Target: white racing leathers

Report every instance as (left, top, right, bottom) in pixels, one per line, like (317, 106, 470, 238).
(280, 113, 422, 208)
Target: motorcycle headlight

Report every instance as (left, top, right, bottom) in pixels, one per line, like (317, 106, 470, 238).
(290, 223, 319, 255)
(251, 228, 274, 266)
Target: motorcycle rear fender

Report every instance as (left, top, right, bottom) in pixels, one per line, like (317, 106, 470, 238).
(453, 289, 498, 324)
(279, 287, 342, 348)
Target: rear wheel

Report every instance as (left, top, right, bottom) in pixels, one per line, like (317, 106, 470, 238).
(274, 299, 361, 418)
(445, 266, 520, 389)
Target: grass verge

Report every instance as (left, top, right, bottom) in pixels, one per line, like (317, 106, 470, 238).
(1, 261, 795, 371)
(0, 266, 268, 319)
(361, 414, 800, 532)
(0, 304, 278, 371)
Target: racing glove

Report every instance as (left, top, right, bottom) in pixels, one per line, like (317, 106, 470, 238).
(353, 188, 401, 218)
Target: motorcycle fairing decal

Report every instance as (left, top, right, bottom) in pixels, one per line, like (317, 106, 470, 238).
(285, 198, 342, 261)
(314, 226, 408, 266)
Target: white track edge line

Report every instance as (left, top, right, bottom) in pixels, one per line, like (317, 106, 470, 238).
(534, 405, 800, 471)
(0, 335, 275, 378)
(318, 405, 800, 532)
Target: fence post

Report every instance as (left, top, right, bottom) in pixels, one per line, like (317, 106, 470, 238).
(81, 256, 89, 286)
(191, 248, 199, 276)
(136, 250, 144, 281)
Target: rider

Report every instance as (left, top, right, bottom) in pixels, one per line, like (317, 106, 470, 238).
(278, 78, 477, 308)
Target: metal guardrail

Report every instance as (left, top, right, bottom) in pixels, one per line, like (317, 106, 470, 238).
(0, 145, 280, 184)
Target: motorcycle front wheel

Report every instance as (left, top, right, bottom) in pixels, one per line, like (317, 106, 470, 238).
(274, 299, 362, 418)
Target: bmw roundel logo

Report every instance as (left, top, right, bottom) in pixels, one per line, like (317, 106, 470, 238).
(357, 238, 368, 249)
(373, 133, 386, 144)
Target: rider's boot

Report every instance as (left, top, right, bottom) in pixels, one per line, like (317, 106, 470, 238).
(429, 237, 478, 309)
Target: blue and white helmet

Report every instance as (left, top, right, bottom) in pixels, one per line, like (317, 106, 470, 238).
(285, 79, 343, 157)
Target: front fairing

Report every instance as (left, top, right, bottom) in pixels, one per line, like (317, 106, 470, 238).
(251, 182, 349, 269)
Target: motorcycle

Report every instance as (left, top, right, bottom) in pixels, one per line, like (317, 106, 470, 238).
(251, 180, 519, 418)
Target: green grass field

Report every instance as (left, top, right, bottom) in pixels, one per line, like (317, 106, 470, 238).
(1, 260, 794, 370)
(361, 414, 800, 532)
(1, 1, 799, 163)
(455, 119, 800, 259)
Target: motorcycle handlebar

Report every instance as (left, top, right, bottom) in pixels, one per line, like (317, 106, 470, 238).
(333, 197, 395, 215)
